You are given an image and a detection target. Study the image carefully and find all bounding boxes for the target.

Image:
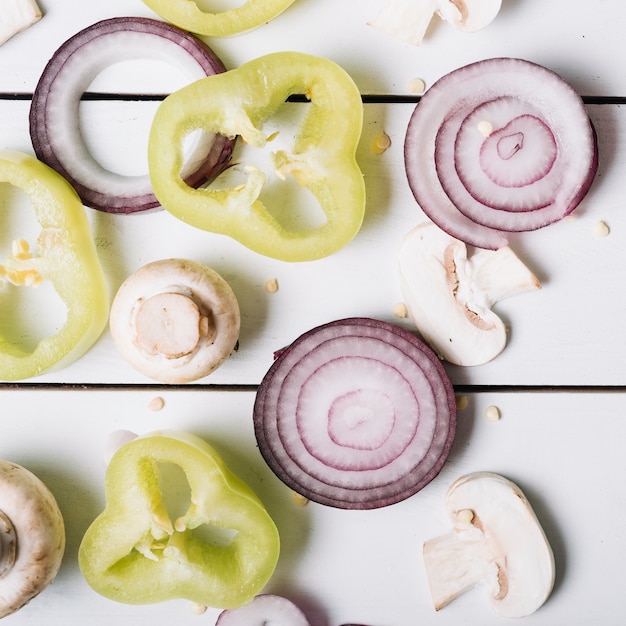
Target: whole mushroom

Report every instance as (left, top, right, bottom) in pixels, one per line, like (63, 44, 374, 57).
(0, 459, 65, 618)
(109, 259, 240, 384)
(423, 471, 555, 618)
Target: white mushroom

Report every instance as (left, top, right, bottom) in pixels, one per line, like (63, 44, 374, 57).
(0, 460, 65, 618)
(397, 222, 540, 366)
(0, 0, 42, 46)
(423, 472, 555, 618)
(368, 0, 501, 46)
(109, 259, 240, 384)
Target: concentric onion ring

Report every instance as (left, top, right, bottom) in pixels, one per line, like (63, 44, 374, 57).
(253, 318, 457, 510)
(404, 57, 598, 249)
(29, 17, 234, 213)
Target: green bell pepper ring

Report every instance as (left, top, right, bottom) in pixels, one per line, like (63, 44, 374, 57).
(0, 150, 108, 380)
(148, 51, 366, 262)
(141, 0, 296, 37)
(78, 430, 280, 609)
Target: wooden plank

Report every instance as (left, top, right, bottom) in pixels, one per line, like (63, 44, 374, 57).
(1, 99, 621, 386)
(0, 388, 623, 624)
(0, 0, 623, 97)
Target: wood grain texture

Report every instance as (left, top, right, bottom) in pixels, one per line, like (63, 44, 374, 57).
(0, 0, 624, 623)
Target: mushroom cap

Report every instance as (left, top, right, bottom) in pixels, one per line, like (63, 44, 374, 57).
(398, 222, 540, 366)
(0, 459, 65, 618)
(109, 258, 240, 384)
(444, 472, 555, 617)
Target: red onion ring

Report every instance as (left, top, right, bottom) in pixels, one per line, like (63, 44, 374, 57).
(404, 58, 598, 249)
(253, 318, 457, 510)
(29, 17, 234, 214)
(216, 594, 310, 626)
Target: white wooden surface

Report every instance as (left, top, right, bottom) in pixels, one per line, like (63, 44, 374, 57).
(1, 0, 626, 623)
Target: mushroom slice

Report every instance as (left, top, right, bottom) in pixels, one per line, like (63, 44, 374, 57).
(368, 0, 501, 46)
(397, 222, 540, 366)
(0, 459, 65, 618)
(423, 472, 555, 618)
(0, 0, 42, 46)
(109, 259, 240, 384)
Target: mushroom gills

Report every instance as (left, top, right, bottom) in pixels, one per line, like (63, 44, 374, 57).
(134, 292, 213, 359)
(423, 472, 555, 618)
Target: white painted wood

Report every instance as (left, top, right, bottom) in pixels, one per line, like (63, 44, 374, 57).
(0, 99, 621, 386)
(0, 0, 624, 97)
(0, 389, 623, 625)
(1, 2, 625, 623)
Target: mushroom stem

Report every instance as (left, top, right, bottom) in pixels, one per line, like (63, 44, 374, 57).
(134, 292, 212, 359)
(0, 510, 16, 579)
(423, 524, 502, 610)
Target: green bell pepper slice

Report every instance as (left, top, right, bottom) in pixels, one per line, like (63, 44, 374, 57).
(141, 0, 296, 37)
(148, 51, 366, 262)
(0, 150, 108, 380)
(78, 430, 280, 609)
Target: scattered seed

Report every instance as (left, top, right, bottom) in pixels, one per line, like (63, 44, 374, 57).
(407, 77, 426, 94)
(484, 405, 501, 422)
(189, 602, 207, 615)
(455, 395, 469, 411)
(392, 302, 408, 319)
(457, 508, 475, 524)
(264, 278, 279, 293)
(148, 396, 165, 412)
(12, 238, 31, 258)
(371, 131, 392, 154)
(477, 120, 493, 137)
(23, 270, 42, 287)
(5, 268, 43, 287)
(266, 130, 280, 142)
(593, 220, 610, 237)
(292, 491, 309, 507)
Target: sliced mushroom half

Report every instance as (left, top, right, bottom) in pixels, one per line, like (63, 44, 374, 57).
(0, 459, 65, 618)
(423, 472, 555, 618)
(398, 222, 540, 366)
(368, 0, 501, 46)
(0, 0, 42, 46)
(109, 258, 240, 384)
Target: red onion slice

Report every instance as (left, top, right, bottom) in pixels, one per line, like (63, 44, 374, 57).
(216, 594, 310, 626)
(253, 318, 457, 510)
(405, 57, 598, 249)
(29, 17, 234, 214)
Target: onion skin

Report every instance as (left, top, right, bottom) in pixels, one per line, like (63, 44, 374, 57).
(253, 318, 457, 510)
(29, 17, 234, 214)
(404, 57, 598, 249)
